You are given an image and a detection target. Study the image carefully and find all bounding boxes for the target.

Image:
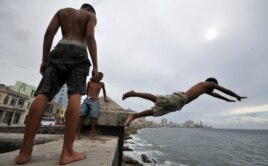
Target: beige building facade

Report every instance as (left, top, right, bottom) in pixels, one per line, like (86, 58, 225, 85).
(0, 84, 30, 125)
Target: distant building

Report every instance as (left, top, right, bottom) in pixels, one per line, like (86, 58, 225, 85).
(55, 106, 67, 125)
(1, 81, 64, 126)
(54, 84, 68, 107)
(9, 81, 37, 123)
(161, 118, 168, 126)
(0, 84, 29, 125)
(131, 117, 146, 127)
(10, 81, 36, 100)
(44, 99, 62, 118)
(183, 120, 195, 128)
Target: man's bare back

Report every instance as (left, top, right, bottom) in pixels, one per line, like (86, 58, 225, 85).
(185, 82, 214, 103)
(186, 80, 246, 104)
(42, 5, 98, 76)
(57, 8, 95, 43)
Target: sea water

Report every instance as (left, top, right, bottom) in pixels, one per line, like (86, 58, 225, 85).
(124, 128, 268, 166)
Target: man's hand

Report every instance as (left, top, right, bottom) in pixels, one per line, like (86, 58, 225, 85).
(91, 67, 98, 77)
(40, 61, 47, 76)
(236, 96, 248, 101)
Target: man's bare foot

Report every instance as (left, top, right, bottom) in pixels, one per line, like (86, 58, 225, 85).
(15, 147, 33, 165)
(59, 151, 86, 165)
(15, 153, 31, 165)
(124, 114, 135, 126)
(122, 90, 135, 100)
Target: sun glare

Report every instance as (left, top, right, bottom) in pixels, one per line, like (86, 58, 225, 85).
(205, 28, 217, 40)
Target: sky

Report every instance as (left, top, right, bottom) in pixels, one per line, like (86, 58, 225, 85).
(0, 0, 268, 129)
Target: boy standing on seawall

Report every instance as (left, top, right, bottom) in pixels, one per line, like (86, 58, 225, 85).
(77, 72, 109, 140)
(122, 77, 247, 126)
(15, 4, 98, 165)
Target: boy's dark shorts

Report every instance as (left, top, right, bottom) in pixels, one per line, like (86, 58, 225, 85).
(35, 44, 91, 101)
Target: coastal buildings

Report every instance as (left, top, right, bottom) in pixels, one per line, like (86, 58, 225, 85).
(44, 99, 62, 121)
(127, 112, 212, 128)
(0, 81, 65, 126)
(54, 84, 68, 107)
(0, 84, 29, 125)
(55, 106, 67, 125)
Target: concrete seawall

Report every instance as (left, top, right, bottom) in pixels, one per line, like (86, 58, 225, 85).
(0, 133, 119, 166)
(0, 125, 124, 166)
(0, 97, 130, 165)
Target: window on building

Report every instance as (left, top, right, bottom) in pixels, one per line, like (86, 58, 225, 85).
(18, 99, 25, 108)
(27, 102, 31, 109)
(31, 90, 35, 97)
(10, 97, 16, 106)
(4, 95, 9, 105)
(45, 104, 54, 113)
(0, 110, 4, 122)
(50, 105, 54, 112)
(3, 112, 13, 124)
(13, 113, 20, 124)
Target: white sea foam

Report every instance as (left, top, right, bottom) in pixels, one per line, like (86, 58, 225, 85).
(159, 161, 188, 166)
(124, 151, 145, 164)
(130, 134, 142, 143)
(130, 134, 155, 147)
(144, 150, 164, 156)
(158, 144, 166, 148)
(135, 142, 153, 147)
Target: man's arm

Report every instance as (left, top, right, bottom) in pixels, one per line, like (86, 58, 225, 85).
(86, 14, 98, 76)
(214, 85, 247, 101)
(208, 92, 235, 102)
(101, 82, 109, 102)
(86, 81, 91, 96)
(40, 11, 60, 75)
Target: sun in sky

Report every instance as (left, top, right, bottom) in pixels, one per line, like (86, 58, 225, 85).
(205, 27, 217, 40)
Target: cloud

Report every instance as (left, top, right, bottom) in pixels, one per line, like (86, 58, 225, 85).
(221, 104, 268, 116)
(200, 104, 268, 129)
(1, 0, 268, 129)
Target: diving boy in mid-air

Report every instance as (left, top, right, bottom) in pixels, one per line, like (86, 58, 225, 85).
(122, 78, 247, 126)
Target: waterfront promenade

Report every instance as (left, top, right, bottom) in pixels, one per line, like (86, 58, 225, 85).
(0, 133, 118, 166)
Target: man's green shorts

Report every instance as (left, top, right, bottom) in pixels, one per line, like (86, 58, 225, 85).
(35, 43, 91, 101)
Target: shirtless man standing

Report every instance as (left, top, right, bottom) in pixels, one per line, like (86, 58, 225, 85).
(15, 4, 98, 165)
(122, 77, 247, 126)
(77, 72, 109, 140)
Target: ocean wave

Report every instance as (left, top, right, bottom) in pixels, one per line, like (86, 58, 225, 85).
(159, 161, 188, 166)
(158, 144, 166, 148)
(130, 134, 142, 141)
(130, 134, 154, 147)
(143, 150, 164, 156)
(135, 142, 153, 147)
(128, 128, 268, 166)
